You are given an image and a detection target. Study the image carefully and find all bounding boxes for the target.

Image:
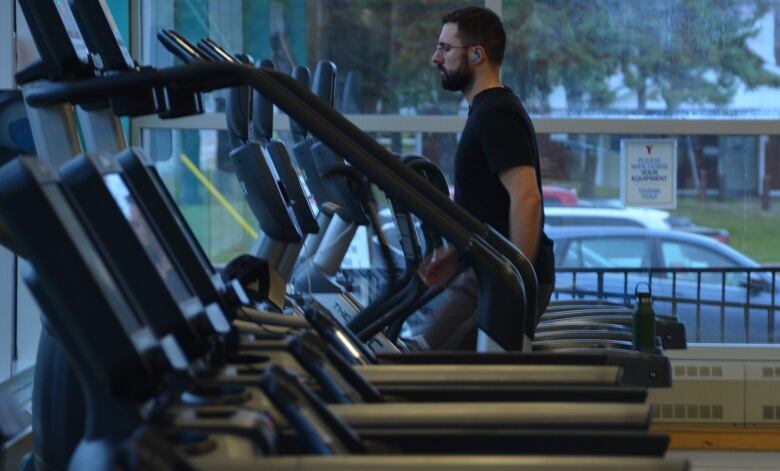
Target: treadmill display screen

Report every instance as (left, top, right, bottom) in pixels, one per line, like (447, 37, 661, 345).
(103, 174, 192, 303)
(42, 184, 144, 332)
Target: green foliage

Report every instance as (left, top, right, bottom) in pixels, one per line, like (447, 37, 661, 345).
(308, 0, 474, 113)
(311, 0, 392, 111)
(242, 0, 271, 62)
(174, 0, 209, 204)
(496, 0, 778, 112)
(174, 0, 209, 40)
(385, 0, 469, 113)
(168, 1, 780, 114)
(610, 0, 780, 112)
(504, 0, 621, 112)
(672, 197, 780, 263)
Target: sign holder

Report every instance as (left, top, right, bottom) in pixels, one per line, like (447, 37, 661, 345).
(620, 138, 677, 209)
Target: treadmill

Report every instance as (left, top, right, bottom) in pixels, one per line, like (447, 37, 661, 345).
(16, 0, 654, 403)
(6, 3, 688, 471)
(0, 132, 681, 471)
(173, 35, 674, 356)
(63, 0, 671, 388)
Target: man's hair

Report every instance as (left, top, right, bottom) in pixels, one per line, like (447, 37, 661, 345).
(441, 6, 505, 65)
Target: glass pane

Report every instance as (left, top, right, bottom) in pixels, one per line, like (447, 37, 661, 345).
(660, 240, 737, 284)
(581, 237, 649, 268)
(502, 0, 780, 118)
(367, 130, 458, 184)
(536, 132, 780, 265)
(142, 128, 258, 264)
(557, 239, 579, 267)
(140, 0, 480, 115)
(0, 247, 12, 382)
(15, 267, 42, 373)
(541, 131, 780, 344)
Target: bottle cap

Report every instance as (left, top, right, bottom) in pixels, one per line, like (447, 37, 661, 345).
(634, 282, 651, 298)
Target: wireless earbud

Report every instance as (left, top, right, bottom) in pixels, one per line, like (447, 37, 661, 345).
(471, 51, 480, 63)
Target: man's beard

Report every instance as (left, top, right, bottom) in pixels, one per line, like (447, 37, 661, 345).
(439, 61, 473, 91)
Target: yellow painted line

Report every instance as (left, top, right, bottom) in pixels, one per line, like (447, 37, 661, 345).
(179, 154, 258, 240)
(651, 425, 780, 451)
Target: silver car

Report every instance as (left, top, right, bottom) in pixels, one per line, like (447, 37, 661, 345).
(548, 227, 779, 344)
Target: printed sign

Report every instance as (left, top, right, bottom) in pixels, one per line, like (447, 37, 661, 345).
(620, 139, 677, 208)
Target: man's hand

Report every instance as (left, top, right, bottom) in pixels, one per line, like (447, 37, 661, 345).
(418, 246, 459, 288)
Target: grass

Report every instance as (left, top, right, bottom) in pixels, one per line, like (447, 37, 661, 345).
(164, 162, 780, 266)
(162, 170, 259, 265)
(549, 179, 780, 263)
(670, 196, 780, 264)
(175, 193, 780, 265)
(178, 200, 258, 264)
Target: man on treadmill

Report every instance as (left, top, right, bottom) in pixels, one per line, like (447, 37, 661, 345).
(417, 6, 555, 350)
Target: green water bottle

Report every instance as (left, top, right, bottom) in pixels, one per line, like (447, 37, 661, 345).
(632, 282, 657, 352)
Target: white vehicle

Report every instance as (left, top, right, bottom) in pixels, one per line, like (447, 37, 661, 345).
(544, 207, 671, 230)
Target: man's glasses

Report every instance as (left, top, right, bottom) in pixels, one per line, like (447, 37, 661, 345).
(434, 42, 473, 56)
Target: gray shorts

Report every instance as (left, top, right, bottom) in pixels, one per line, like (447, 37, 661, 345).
(420, 268, 554, 350)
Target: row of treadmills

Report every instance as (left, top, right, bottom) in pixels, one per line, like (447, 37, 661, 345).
(2, 0, 690, 470)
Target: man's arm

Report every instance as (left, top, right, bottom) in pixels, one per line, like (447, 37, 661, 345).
(499, 166, 542, 262)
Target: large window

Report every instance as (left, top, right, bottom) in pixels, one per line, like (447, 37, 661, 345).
(134, 0, 780, 344)
(537, 132, 780, 264)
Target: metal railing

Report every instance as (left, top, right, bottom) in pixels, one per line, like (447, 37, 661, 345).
(554, 266, 780, 344)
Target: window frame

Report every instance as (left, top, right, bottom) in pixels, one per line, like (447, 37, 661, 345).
(127, 0, 780, 352)
(134, 113, 780, 139)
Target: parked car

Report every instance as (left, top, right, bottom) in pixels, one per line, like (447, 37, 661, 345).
(545, 207, 671, 229)
(548, 227, 778, 344)
(542, 185, 579, 206)
(545, 206, 729, 243)
(665, 215, 730, 243)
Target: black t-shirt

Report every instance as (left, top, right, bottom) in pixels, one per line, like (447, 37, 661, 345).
(453, 87, 554, 284)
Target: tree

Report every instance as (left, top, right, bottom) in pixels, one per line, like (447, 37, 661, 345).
(501, 1, 623, 196)
(305, 0, 466, 115)
(173, 0, 209, 205)
(614, 0, 780, 113)
(499, 0, 780, 197)
(611, 0, 780, 196)
(503, 0, 621, 113)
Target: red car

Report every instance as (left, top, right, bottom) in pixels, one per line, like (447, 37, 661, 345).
(542, 185, 579, 206)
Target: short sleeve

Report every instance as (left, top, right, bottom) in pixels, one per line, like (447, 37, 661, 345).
(478, 107, 535, 175)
